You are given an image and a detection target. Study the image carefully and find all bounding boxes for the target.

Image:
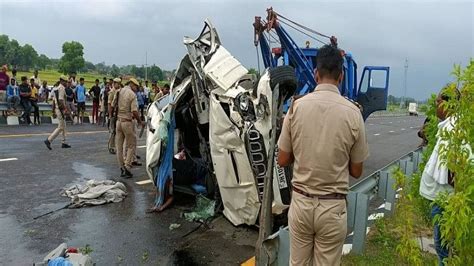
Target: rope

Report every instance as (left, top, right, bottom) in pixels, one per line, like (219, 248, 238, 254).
(274, 11, 332, 39)
(278, 20, 328, 46)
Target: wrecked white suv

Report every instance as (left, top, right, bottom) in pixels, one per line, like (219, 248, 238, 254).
(146, 20, 296, 226)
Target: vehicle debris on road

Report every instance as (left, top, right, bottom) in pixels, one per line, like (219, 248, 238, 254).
(61, 179, 127, 208)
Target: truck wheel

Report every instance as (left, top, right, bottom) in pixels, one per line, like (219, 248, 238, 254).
(269, 66, 297, 100)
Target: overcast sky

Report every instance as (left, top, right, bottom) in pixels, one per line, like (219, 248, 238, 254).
(0, 0, 473, 99)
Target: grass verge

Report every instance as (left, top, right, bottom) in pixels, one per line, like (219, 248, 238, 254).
(342, 217, 437, 265)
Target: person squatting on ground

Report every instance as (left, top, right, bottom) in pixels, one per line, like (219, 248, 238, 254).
(44, 75, 71, 150)
(29, 78, 40, 125)
(112, 78, 145, 178)
(277, 44, 369, 266)
(75, 78, 87, 125)
(90, 79, 101, 124)
(419, 86, 464, 265)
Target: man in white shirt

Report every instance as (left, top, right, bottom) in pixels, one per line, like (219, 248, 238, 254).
(143, 80, 150, 106)
(419, 86, 461, 265)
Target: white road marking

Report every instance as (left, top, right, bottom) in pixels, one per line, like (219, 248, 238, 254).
(373, 133, 381, 136)
(401, 128, 406, 131)
(389, 121, 393, 124)
(0, 158, 18, 162)
(389, 130, 395, 133)
(368, 123, 374, 126)
(137, 145, 146, 149)
(368, 212, 385, 221)
(135, 179, 152, 185)
(410, 126, 415, 129)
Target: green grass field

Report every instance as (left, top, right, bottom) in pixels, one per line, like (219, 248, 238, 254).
(11, 70, 108, 88)
(10, 69, 170, 90)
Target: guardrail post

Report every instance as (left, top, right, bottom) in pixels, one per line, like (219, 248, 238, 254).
(412, 151, 420, 172)
(352, 192, 369, 254)
(385, 172, 397, 216)
(347, 191, 357, 229)
(378, 170, 389, 199)
(399, 158, 409, 174)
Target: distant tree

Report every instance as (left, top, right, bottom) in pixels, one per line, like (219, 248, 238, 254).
(84, 61, 96, 72)
(59, 41, 85, 74)
(18, 44, 38, 70)
(110, 64, 120, 77)
(0, 35, 9, 64)
(36, 54, 51, 70)
(5, 39, 21, 67)
(148, 65, 163, 81)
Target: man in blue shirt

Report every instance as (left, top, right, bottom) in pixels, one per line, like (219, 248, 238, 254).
(6, 78, 20, 114)
(136, 86, 145, 121)
(75, 77, 87, 124)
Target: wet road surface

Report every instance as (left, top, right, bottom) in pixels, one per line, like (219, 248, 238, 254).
(0, 115, 425, 265)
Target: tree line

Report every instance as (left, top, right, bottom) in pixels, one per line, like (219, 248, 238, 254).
(0, 34, 173, 81)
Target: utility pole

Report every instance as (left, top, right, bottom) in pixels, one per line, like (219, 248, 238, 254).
(400, 58, 408, 109)
(145, 51, 148, 81)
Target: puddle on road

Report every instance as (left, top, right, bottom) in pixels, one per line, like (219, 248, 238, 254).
(0, 214, 41, 264)
(71, 162, 107, 184)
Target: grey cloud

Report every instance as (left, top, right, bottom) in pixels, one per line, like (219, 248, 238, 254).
(0, 0, 472, 100)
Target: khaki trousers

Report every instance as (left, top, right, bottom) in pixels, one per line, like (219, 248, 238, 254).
(116, 120, 136, 169)
(48, 109, 66, 143)
(289, 191, 347, 266)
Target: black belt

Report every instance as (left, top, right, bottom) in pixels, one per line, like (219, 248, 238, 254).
(292, 186, 346, 200)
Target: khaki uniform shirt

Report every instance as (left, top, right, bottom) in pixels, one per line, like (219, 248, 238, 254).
(108, 87, 116, 106)
(278, 84, 369, 195)
(113, 86, 138, 120)
(54, 84, 66, 108)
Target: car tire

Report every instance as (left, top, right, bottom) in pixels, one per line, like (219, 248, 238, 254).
(269, 66, 297, 100)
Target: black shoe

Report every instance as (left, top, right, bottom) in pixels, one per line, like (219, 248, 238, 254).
(44, 140, 52, 150)
(120, 167, 126, 178)
(132, 161, 142, 166)
(62, 143, 71, 148)
(136, 155, 141, 160)
(123, 168, 133, 179)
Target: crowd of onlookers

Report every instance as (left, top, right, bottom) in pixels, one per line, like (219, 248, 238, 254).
(0, 64, 171, 125)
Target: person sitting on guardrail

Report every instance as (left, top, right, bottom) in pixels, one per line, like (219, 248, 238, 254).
(0, 65, 9, 103)
(6, 78, 19, 115)
(29, 78, 40, 125)
(419, 85, 461, 265)
(39, 81, 50, 103)
(19, 76, 32, 125)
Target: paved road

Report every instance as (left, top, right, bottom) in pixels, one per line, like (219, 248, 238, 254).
(0, 115, 425, 265)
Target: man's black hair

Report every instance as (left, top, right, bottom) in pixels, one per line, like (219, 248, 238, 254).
(316, 44, 343, 80)
(21, 76, 27, 81)
(440, 84, 461, 102)
(80, 77, 85, 81)
(95, 79, 99, 82)
(30, 78, 35, 82)
(163, 84, 170, 89)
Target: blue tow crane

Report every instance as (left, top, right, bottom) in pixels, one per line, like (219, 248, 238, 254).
(253, 8, 390, 120)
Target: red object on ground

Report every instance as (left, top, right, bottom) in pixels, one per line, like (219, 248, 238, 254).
(67, 247, 78, 253)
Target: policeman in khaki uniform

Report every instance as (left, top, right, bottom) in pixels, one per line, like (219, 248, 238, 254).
(44, 75, 71, 150)
(277, 45, 369, 266)
(107, 78, 122, 154)
(113, 78, 145, 178)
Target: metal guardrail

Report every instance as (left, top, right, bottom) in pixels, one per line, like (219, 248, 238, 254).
(0, 102, 93, 112)
(260, 147, 424, 265)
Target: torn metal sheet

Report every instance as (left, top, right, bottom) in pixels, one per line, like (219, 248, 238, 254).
(146, 20, 293, 225)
